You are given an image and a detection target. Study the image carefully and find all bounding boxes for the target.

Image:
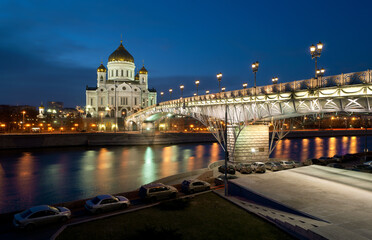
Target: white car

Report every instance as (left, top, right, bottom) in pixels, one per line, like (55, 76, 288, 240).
(279, 160, 296, 169)
(13, 205, 71, 230)
(85, 194, 130, 214)
(181, 179, 211, 194)
(363, 161, 372, 166)
(252, 162, 266, 173)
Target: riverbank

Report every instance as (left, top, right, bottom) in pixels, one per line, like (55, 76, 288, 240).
(0, 132, 215, 150)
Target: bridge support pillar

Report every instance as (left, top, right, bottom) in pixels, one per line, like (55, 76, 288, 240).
(227, 125, 269, 163)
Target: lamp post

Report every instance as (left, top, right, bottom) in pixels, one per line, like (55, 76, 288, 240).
(22, 111, 26, 131)
(100, 112, 103, 131)
(316, 68, 325, 87)
(206, 90, 210, 94)
(310, 42, 323, 78)
(114, 79, 117, 133)
(217, 72, 222, 93)
(272, 77, 279, 84)
(180, 85, 184, 98)
(160, 92, 164, 102)
(252, 61, 259, 95)
(195, 80, 200, 95)
(169, 88, 173, 100)
(242, 83, 248, 96)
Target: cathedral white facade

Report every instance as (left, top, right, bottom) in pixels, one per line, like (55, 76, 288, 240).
(85, 40, 157, 122)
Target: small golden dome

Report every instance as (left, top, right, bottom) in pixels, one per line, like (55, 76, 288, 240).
(139, 65, 148, 74)
(97, 63, 106, 72)
(108, 41, 134, 63)
(135, 72, 139, 80)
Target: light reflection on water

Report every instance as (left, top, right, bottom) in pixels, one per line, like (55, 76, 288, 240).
(271, 135, 371, 162)
(0, 143, 223, 214)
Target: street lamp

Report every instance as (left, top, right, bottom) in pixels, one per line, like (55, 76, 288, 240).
(206, 90, 210, 94)
(216, 72, 223, 93)
(272, 77, 279, 84)
(316, 68, 325, 87)
(160, 92, 164, 102)
(221, 87, 226, 92)
(169, 88, 173, 100)
(180, 85, 184, 98)
(22, 111, 26, 130)
(310, 41, 323, 78)
(195, 80, 200, 95)
(252, 61, 259, 95)
(242, 83, 248, 89)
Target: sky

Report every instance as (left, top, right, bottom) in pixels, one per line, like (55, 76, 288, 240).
(1, 0, 372, 107)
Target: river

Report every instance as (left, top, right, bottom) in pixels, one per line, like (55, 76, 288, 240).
(0, 135, 370, 214)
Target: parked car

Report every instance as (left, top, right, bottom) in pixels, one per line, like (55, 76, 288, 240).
(139, 183, 178, 202)
(352, 164, 372, 173)
(85, 194, 130, 214)
(279, 160, 296, 169)
(218, 164, 236, 174)
(214, 174, 238, 185)
(326, 163, 344, 169)
(265, 162, 283, 171)
(332, 155, 343, 162)
(363, 161, 372, 166)
(13, 205, 71, 230)
(235, 163, 252, 174)
(252, 162, 266, 173)
(343, 154, 359, 162)
(181, 179, 210, 194)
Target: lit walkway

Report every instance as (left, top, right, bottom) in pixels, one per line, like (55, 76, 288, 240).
(229, 165, 372, 239)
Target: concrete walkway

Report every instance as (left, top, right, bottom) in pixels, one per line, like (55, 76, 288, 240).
(228, 165, 372, 239)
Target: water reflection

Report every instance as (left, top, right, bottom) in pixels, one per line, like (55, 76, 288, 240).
(271, 135, 372, 162)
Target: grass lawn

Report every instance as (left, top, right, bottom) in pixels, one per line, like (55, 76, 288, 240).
(57, 192, 294, 240)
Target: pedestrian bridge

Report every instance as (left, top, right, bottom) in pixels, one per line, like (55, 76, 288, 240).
(126, 70, 372, 162)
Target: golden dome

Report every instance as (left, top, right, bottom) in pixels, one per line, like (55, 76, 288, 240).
(108, 41, 134, 63)
(139, 65, 148, 74)
(97, 63, 106, 72)
(135, 72, 139, 80)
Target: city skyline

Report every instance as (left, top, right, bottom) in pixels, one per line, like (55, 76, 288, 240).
(1, 0, 372, 107)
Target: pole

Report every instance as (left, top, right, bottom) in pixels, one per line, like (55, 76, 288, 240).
(196, 85, 199, 95)
(254, 72, 257, 95)
(218, 80, 221, 93)
(224, 101, 228, 196)
(315, 57, 318, 79)
(365, 116, 368, 161)
(114, 79, 117, 133)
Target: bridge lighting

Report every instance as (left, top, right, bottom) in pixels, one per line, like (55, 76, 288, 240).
(193, 93, 197, 96)
(310, 41, 324, 78)
(217, 72, 223, 93)
(252, 61, 259, 95)
(272, 77, 279, 84)
(206, 90, 210, 94)
(243, 83, 248, 89)
(180, 85, 184, 98)
(160, 92, 164, 102)
(221, 87, 226, 92)
(195, 80, 200, 95)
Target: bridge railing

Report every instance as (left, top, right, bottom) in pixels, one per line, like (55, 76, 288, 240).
(156, 70, 371, 107)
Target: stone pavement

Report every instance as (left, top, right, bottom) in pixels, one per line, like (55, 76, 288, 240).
(226, 165, 372, 240)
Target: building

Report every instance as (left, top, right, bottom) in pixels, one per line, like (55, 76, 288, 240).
(85, 40, 157, 130)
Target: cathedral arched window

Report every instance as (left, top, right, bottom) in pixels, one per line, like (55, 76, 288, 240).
(126, 70, 128, 77)
(116, 70, 118, 76)
(121, 70, 123, 76)
(111, 70, 113, 77)
(100, 76, 103, 81)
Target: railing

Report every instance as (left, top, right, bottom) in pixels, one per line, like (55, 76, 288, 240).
(158, 70, 371, 107)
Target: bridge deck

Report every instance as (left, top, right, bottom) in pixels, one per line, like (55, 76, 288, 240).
(229, 165, 372, 239)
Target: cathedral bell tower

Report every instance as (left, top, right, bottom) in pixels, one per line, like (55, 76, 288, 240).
(97, 63, 106, 87)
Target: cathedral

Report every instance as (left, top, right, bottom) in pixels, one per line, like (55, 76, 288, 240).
(85, 40, 157, 129)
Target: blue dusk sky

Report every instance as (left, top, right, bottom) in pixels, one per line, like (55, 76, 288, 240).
(1, 0, 372, 107)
